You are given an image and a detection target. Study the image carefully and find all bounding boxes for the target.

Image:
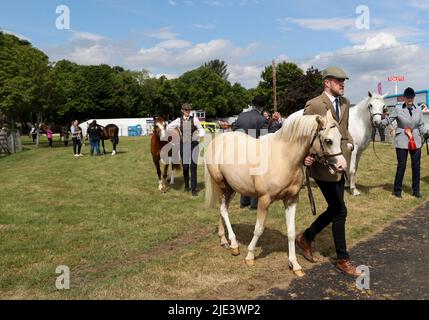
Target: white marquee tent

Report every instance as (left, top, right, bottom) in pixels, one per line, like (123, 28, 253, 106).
(79, 118, 154, 137)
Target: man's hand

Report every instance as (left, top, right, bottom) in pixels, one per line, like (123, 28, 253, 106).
(347, 143, 354, 152)
(304, 155, 315, 166)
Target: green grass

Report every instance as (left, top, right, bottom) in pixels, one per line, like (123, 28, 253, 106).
(1, 136, 428, 299)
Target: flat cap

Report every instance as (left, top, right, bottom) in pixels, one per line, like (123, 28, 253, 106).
(322, 67, 349, 80)
(181, 103, 193, 110)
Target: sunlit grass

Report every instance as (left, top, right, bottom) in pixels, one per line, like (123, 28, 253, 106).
(0, 136, 427, 299)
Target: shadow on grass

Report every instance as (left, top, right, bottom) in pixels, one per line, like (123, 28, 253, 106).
(231, 223, 336, 260)
(168, 176, 205, 191)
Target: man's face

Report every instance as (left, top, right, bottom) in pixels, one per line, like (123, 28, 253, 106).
(325, 78, 345, 96)
(263, 112, 269, 119)
(404, 97, 414, 107)
(182, 109, 191, 117)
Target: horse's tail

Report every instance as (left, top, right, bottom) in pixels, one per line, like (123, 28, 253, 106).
(205, 162, 220, 208)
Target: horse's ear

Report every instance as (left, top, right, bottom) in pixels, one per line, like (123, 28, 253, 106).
(316, 115, 324, 128)
(153, 116, 157, 121)
(368, 91, 373, 98)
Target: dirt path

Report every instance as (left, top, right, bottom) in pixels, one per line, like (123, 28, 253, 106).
(260, 201, 429, 300)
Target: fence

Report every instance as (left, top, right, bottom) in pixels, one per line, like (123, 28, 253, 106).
(0, 130, 22, 155)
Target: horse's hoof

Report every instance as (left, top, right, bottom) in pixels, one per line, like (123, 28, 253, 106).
(293, 270, 305, 277)
(221, 243, 230, 249)
(245, 259, 255, 266)
(230, 247, 240, 256)
(352, 189, 361, 196)
(112, 151, 116, 156)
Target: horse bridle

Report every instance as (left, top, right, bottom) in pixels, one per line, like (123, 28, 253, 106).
(309, 125, 343, 167)
(368, 102, 387, 129)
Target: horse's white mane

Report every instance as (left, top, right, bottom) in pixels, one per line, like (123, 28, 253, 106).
(273, 115, 320, 143)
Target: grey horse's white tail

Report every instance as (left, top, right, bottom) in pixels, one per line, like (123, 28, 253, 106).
(205, 162, 220, 208)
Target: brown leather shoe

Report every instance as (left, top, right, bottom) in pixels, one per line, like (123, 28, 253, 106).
(335, 259, 364, 277)
(296, 233, 318, 263)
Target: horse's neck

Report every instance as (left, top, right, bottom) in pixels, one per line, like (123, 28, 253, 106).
(353, 98, 372, 124)
(276, 127, 314, 169)
(351, 98, 373, 139)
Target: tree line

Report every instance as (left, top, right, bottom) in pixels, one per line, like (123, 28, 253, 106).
(0, 31, 323, 132)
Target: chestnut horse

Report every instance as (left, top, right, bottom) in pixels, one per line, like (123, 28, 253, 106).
(151, 116, 181, 192)
(100, 124, 119, 155)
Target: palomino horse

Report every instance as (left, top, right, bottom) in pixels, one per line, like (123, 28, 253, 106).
(151, 116, 181, 192)
(38, 123, 70, 146)
(100, 124, 119, 155)
(284, 92, 388, 195)
(205, 112, 346, 276)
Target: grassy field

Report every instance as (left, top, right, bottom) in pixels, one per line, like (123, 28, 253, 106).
(1, 135, 428, 299)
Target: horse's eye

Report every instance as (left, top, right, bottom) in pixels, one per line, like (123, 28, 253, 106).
(324, 139, 333, 145)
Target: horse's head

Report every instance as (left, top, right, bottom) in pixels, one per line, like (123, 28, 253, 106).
(367, 91, 388, 127)
(310, 112, 347, 175)
(38, 123, 47, 133)
(153, 116, 167, 137)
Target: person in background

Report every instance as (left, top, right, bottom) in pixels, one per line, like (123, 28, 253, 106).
(268, 111, 283, 133)
(371, 126, 385, 143)
(71, 120, 83, 157)
(166, 103, 205, 197)
(87, 120, 103, 157)
(263, 111, 270, 120)
(381, 87, 429, 198)
(233, 95, 269, 209)
(46, 126, 53, 148)
(30, 124, 37, 143)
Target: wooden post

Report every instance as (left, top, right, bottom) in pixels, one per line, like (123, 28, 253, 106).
(272, 60, 277, 113)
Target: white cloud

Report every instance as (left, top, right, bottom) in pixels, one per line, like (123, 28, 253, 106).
(228, 64, 263, 88)
(146, 27, 178, 40)
(346, 26, 426, 43)
(153, 73, 179, 79)
(410, 0, 429, 10)
(192, 23, 216, 30)
(300, 32, 429, 103)
(158, 39, 192, 49)
(278, 17, 355, 31)
(205, 1, 224, 7)
(47, 31, 119, 65)
(126, 39, 260, 71)
(168, 0, 177, 5)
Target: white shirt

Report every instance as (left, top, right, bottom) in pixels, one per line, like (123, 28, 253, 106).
(324, 91, 341, 119)
(167, 116, 206, 141)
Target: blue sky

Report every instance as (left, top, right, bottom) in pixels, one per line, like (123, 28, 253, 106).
(2, 0, 429, 103)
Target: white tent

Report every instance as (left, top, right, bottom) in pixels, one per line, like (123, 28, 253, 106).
(79, 118, 153, 137)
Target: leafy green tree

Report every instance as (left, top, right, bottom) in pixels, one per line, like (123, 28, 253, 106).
(257, 61, 304, 112)
(281, 66, 323, 115)
(203, 59, 229, 80)
(0, 32, 50, 128)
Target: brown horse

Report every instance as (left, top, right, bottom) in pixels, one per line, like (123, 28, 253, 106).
(100, 124, 119, 155)
(38, 123, 70, 146)
(151, 116, 181, 192)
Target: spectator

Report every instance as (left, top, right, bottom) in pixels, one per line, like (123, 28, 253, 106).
(87, 120, 103, 157)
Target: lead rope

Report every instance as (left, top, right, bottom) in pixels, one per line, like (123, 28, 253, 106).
(305, 166, 317, 216)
